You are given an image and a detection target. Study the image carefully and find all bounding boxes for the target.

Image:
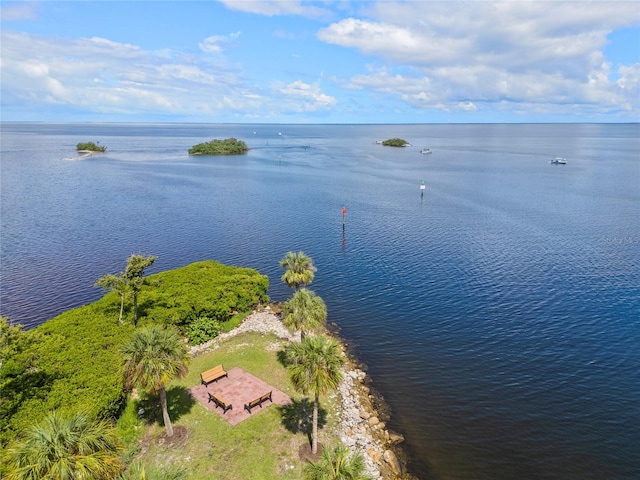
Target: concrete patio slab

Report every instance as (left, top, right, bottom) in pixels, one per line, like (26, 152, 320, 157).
(188, 366, 291, 426)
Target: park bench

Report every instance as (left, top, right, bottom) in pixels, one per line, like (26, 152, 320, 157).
(200, 365, 228, 386)
(244, 391, 273, 413)
(208, 392, 232, 414)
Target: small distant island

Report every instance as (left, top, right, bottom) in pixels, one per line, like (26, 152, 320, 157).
(188, 138, 249, 155)
(382, 138, 410, 147)
(76, 141, 106, 152)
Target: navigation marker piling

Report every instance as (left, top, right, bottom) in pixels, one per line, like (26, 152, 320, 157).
(420, 180, 426, 199)
(342, 206, 347, 231)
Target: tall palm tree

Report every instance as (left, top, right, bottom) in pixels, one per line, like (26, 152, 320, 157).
(282, 288, 327, 340)
(121, 325, 189, 437)
(304, 443, 372, 480)
(4, 410, 121, 480)
(285, 335, 344, 455)
(280, 251, 316, 291)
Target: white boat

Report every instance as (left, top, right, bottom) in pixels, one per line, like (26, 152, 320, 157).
(420, 148, 432, 154)
(551, 157, 567, 164)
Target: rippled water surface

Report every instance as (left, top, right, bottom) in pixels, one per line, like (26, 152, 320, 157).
(2, 123, 639, 479)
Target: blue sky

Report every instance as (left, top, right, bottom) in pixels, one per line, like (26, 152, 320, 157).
(1, 1, 639, 123)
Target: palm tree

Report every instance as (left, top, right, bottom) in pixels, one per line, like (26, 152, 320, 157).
(282, 288, 327, 340)
(124, 254, 157, 325)
(95, 272, 128, 324)
(304, 443, 372, 480)
(285, 335, 344, 455)
(121, 325, 189, 437)
(4, 410, 121, 480)
(280, 251, 316, 291)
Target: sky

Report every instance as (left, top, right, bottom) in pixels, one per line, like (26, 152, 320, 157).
(1, 0, 639, 123)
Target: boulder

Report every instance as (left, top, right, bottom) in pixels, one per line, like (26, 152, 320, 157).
(384, 449, 402, 477)
(388, 432, 405, 445)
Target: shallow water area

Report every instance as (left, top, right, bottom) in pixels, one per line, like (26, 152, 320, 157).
(1, 122, 639, 479)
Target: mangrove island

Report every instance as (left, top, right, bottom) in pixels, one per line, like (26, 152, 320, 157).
(188, 137, 249, 155)
(76, 141, 106, 152)
(382, 138, 410, 147)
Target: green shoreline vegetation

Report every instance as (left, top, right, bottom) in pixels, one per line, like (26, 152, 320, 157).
(76, 141, 107, 152)
(188, 138, 249, 155)
(0, 255, 383, 479)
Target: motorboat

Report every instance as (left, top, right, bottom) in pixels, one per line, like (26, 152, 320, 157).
(420, 148, 432, 154)
(551, 157, 567, 164)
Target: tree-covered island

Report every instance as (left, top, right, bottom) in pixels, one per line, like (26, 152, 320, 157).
(382, 138, 411, 147)
(188, 137, 249, 155)
(76, 141, 107, 152)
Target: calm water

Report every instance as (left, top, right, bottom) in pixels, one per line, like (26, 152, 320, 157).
(1, 122, 639, 479)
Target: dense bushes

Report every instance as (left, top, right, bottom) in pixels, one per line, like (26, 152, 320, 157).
(186, 316, 221, 344)
(0, 260, 268, 447)
(188, 138, 248, 155)
(139, 261, 269, 335)
(0, 304, 133, 447)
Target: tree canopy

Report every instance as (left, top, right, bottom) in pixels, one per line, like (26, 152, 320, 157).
(4, 411, 121, 480)
(285, 335, 344, 454)
(304, 443, 371, 480)
(280, 251, 316, 291)
(282, 288, 327, 340)
(124, 254, 157, 325)
(121, 326, 189, 437)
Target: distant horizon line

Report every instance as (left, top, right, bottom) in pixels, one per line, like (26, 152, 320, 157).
(2, 120, 639, 126)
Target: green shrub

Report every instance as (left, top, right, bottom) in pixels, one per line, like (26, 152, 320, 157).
(140, 261, 269, 334)
(115, 397, 144, 446)
(382, 138, 409, 147)
(76, 141, 106, 152)
(1, 304, 133, 447)
(186, 316, 221, 345)
(188, 138, 248, 155)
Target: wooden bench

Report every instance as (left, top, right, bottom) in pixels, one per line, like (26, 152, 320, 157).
(244, 391, 273, 413)
(200, 365, 228, 386)
(208, 392, 232, 414)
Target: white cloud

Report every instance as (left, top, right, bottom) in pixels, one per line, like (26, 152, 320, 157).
(1, 1, 637, 122)
(318, 18, 423, 56)
(278, 80, 337, 112)
(0, 3, 38, 21)
(199, 32, 241, 53)
(0, 28, 339, 121)
(457, 101, 477, 112)
(318, 1, 640, 116)
(0, 30, 250, 117)
(217, 0, 332, 19)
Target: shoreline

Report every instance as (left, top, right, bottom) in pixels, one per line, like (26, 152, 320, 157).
(190, 306, 415, 479)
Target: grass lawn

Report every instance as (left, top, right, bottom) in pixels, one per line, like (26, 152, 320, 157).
(119, 331, 343, 479)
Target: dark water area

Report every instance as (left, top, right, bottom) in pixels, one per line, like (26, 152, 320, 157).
(1, 122, 639, 479)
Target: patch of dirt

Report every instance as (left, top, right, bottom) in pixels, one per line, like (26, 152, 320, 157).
(156, 425, 188, 448)
(298, 442, 323, 463)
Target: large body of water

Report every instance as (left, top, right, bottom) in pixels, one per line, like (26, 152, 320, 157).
(1, 122, 639, 479)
